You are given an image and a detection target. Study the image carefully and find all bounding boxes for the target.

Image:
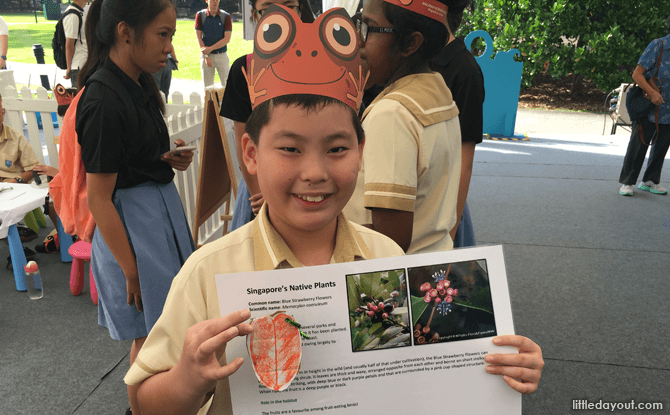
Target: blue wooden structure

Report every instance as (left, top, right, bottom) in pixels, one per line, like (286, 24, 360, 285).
(464, 30, 524, 138)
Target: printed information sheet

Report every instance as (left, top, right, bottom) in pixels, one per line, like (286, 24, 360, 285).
(216, 245, 521, 414)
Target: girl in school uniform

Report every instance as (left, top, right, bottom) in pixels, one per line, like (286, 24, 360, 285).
(74, 0, 195, 413)
(345, 0, 544, 395)
(344, 0, 462, 255)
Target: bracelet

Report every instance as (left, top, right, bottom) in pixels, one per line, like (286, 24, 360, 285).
(203, 54, 209, 58)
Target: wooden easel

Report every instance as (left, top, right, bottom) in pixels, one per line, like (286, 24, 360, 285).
(193, 88, 238, 247)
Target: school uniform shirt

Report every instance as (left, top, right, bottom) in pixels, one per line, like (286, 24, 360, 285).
(124, 203, 404, 415)
(0, 123, 39, 180)
(343, 73, 462, 254)
(219, 54, 252, 122)
(63, 4, 88, 71)
(431, 37, 485, 144)
(76, 59, 174, 189)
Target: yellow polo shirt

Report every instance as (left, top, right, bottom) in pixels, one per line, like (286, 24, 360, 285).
(344, 73, 462, 254)
(0, 123, 39, 180)
(124, 203, 403, 414)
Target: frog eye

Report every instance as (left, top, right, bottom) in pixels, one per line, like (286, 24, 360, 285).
(254, 5, 296, 59)
(320, 11, 357, 61)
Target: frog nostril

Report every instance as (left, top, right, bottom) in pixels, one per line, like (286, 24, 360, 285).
(296, 50, 301, 57)
(311, 50, 317, 57)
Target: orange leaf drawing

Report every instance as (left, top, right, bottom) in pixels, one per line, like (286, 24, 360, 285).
(247, 311, 302, 391)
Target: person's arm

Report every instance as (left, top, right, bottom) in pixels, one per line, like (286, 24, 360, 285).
(202, 31, 232, 54)
(168, 45, 178, 68)
(64, 38, 76, 79)
(86, 172, 142, 312)
(0, 34, 7, 69)
(7, 170, 36, 184)
(485, 335, 544, 394)
(449, 141, 476, 240)
(632, 65, 664, 106)
(370, 208, 413, 252)
(195, 29, 213, 68)
(136, 310, 253, 415)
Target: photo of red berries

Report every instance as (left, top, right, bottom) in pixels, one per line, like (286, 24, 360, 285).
(408, 260, 496, 345)
(345, 269, 411, 352)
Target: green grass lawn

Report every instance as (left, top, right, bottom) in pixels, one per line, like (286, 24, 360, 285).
(5, 13, 253, 84)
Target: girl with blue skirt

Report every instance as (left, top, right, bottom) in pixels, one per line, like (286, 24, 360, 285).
(74, 1, 195, 413)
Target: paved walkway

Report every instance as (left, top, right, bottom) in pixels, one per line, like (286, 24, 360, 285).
(1, 99, 668, 414)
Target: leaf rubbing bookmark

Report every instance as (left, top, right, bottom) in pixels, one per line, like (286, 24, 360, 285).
(247, 311, 303, 391)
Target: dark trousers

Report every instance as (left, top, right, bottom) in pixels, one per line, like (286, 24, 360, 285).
(619, 117, 670, 185)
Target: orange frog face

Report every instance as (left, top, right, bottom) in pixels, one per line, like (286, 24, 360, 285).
(244, 5, 368, 111)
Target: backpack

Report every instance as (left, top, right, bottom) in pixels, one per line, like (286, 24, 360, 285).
(50, 67, 139, 243)
(52, 7, 83, 70)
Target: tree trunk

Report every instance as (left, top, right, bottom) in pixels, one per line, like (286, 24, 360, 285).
(570, 73, 584, 97)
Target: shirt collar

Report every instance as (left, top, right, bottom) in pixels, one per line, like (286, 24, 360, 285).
(103, 59, 151, 108)
(207, 8, 220, 17)
(252, 203, 371, 270)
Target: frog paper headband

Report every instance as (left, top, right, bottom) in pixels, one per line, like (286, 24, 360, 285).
(243, 5, 368, 112)
(382, 0, 447, 23)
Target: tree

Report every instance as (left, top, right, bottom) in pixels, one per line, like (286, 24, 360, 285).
(458, 0, 670, 93)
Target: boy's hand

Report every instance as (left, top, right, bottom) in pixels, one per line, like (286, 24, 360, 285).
(162, 139, 194, 171)
(249, 193, 264, 215)
(484, 335, 544, 394)
(173, 310, 253, 397)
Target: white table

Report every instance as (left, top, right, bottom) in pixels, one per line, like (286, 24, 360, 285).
(0, 183, 49, 291)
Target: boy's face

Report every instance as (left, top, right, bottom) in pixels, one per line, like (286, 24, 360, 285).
(243, 103, 363, 237)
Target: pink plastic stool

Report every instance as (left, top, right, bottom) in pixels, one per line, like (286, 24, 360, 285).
(68, 241, 98, 305)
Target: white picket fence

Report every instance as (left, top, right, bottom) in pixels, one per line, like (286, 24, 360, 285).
(2, 85, 235, 246)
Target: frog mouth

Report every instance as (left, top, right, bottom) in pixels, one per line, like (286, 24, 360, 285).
(270, 64, 346, 85)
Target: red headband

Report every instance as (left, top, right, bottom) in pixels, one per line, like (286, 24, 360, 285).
(382, 0, 447, 23)
(244, 5, 368, 112)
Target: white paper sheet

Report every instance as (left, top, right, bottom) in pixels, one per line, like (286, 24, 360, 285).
(217, 245, 521, 415)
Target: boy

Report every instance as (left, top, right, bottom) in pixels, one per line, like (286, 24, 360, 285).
(125, 6, 543, 414)
(0, 93, 39, 184)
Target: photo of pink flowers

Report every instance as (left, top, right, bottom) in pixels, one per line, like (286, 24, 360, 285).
(345, 269, 412, 352)
(408, 260, 496, 345)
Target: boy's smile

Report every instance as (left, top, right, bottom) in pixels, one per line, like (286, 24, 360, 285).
(243, 103, 363, 240)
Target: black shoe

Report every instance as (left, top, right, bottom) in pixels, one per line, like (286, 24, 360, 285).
(6, 247, 36, 271)
(125, 408, 132, 415)
(17, 226, 38, 243)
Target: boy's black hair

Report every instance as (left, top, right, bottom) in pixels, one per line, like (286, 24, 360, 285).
(245, 94, 365, 145)
(445, 0, 471, 34)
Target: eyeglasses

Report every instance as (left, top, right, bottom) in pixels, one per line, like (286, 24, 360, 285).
(256, 5, 301, 16)
(355, 18, 396, 43)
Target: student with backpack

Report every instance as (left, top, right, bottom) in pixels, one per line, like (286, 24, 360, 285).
(52, 0, 88, 87)
(195, 0, 232, 88)
(75, 1, 195, 413)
